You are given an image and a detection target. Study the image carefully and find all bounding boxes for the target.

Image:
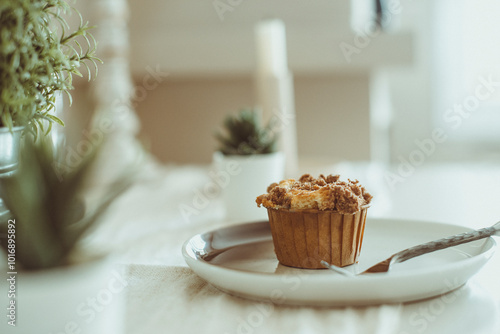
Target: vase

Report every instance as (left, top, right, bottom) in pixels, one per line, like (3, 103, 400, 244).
(0, 256, 126, 333)
(0, 126, 24, 220)
(213, 151, 284, 223)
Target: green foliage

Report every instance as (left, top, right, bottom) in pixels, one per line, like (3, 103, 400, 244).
(0, 0, 100, 135)
(0, 139, 133, 270)
(215, 108, 278, 155)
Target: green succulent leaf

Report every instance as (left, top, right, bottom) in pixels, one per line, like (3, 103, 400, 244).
(0, 138, 135, 270)
(214, 108, 278, 156)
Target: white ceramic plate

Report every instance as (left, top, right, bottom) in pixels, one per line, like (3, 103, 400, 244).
(182, 218, 496, 306)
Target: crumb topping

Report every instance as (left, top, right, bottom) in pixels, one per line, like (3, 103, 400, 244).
(256, 173, 372, 214)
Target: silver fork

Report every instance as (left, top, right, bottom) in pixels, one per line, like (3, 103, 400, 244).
(322, 221, 500, 277)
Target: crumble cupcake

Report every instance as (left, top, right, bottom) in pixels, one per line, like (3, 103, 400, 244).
(256, 174, 372, 269)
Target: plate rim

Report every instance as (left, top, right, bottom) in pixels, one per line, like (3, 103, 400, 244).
(183, 218, 496, 277)
(182, 217, 497, 305)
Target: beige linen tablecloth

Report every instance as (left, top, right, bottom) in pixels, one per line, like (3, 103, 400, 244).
(123, 264, 499, 334)
(125, 265, 403, 334)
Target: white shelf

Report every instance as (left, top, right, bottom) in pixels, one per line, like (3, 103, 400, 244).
(129, 26, 414, 76)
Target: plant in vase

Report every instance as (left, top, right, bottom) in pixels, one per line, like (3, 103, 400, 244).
(0, 0, 100, 217)
(213, 108, 284, 222)
(0, 139, 132, 332)
(0, 0, 99, 133)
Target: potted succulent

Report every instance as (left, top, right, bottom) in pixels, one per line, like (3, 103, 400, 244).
(213, 108, 284, 223)
(0, 0, 99, 217)
(0, 139, 132, 333)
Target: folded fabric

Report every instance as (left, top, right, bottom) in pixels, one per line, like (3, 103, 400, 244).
(125, 265, 403, 334)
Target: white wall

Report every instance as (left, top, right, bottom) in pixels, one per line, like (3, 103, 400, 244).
(67, 0, 444, 165)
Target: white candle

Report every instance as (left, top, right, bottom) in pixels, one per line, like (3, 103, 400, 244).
(254, 19, 299, 177)
(255, 19, 288, 76)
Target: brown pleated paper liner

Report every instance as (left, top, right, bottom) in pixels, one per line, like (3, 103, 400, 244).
(267, 207, 368, 269)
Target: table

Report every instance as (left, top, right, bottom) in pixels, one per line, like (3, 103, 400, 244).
(94, 158, 500, 334)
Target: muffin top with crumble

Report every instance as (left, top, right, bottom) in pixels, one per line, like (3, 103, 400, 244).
(256, 174, 372, 214)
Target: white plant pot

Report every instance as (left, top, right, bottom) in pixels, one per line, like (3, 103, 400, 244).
(213, 151, 284, 223)
(0, 257, 126, 334)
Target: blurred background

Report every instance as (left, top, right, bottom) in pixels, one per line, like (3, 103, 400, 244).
(3, 3, 500, 332)
(67, 0, 500, 166)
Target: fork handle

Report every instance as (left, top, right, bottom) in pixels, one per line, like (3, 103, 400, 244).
(392, 222, 500, 264)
